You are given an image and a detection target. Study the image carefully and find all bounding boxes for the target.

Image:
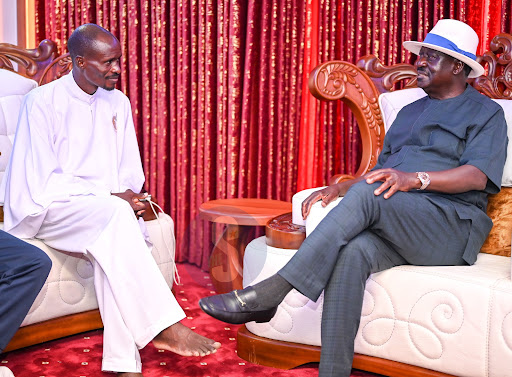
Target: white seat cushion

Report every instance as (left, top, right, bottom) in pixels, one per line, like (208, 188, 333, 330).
(244, 237, 512, 377)
(0, 213, 176, 327)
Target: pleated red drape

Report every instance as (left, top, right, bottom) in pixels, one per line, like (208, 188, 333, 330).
(466, 0, 503, 55)
(33, 0, 512, 269)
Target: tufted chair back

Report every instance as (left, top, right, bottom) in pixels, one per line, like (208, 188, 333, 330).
(0, 69, 38, 185)
(0, 40, 72, 221)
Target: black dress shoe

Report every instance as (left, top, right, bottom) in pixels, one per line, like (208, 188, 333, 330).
(199, 287, 277, 324)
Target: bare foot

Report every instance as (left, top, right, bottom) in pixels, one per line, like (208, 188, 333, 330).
(117, 373, 143, 377)
(152, 322, 221, 357)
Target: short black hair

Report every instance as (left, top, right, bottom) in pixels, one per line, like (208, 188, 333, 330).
(67, 23, 113, 61)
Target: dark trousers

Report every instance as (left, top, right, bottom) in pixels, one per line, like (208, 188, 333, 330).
(0, 230, 51, 352)
(279, 182, 469, 377)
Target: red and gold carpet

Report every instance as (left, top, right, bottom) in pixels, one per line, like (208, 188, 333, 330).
(2, 263, 383, 377)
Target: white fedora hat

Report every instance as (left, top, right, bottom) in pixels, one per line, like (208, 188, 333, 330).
(403, 19, 484, 78)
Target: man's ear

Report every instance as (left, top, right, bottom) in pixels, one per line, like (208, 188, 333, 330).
(75, 56, 85, 69)
(453, 59, 464, 75)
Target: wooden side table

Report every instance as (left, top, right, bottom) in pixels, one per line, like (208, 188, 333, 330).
(199, 198, 292, 293)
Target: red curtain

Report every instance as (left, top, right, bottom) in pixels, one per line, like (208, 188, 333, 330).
(466, 0, 503, 55)
(33, 0, 512, 269)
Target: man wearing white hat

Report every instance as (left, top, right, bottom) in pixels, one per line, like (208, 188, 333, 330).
(199, 19, 508, 376)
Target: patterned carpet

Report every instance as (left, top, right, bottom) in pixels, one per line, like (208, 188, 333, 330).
(1, 263, 383, 377)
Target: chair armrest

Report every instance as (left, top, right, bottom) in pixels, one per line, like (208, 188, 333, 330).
(329, 174, 355, 185)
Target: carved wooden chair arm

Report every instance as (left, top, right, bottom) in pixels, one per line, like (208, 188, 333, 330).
(308, 60, 386, 178)
(329, 174, 355, 185)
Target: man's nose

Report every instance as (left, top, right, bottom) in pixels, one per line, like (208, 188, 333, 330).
(112, 60, 121, 74)
(415, 56, 427, 67)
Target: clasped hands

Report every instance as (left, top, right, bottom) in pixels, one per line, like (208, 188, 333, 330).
(301, 168, 418, 219)
(111, 189, 151, 218)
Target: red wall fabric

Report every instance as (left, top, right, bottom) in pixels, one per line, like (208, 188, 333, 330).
(297, 0, 321, 190)
(466, 0, 503, 54)
(33, 0, 512, 268)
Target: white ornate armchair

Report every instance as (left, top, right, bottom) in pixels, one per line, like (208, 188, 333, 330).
(237, 33, 512, 377)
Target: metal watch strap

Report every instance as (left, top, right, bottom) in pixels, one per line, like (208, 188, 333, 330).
(416, 171, 430, 190)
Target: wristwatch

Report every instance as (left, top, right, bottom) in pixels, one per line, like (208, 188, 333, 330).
(416, 172, 430, 190)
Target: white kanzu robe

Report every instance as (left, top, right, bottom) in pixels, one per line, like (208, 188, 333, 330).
(0, 73, 185, 373)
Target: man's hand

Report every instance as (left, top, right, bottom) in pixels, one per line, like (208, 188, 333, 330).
(364, 168, 418, 199)
(111, 189, 150, 218)
(301, 184, 343, 220)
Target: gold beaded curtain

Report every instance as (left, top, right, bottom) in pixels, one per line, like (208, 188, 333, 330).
(34, 0, 512, 267)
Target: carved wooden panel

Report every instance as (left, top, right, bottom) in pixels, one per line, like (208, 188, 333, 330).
(0, 39, 72, 85)
(356, 55, 418, 93)
(308, 61, 385, 177)
(38, 53, 73, 85)
(0, 39, 59, 83)
(473, 33, 512, 99)
(266, 213, 305, 249)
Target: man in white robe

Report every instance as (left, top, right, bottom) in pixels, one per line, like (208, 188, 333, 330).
(0, 24, 220, 376)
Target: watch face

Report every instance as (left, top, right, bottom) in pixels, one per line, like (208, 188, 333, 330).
(417, 172, 430, 189)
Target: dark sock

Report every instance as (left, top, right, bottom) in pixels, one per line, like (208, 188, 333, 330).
(247, 273, 293, 309)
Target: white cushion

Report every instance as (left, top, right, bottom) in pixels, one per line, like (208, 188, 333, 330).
(0, 69, 37, 96)
(378, 88, 427, 131)
(493, 99, 512, 186)
(244, 237, 512, 377)
(0, 70, 38, 179)
(0, 95, 24, 138)
(291, 187, 342, 235)
(0, 95, 24, 178)
(145, 212, 177, 284)
(0, 213, 176, 327)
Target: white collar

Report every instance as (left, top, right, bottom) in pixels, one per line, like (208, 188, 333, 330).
(63, 71, 100, 105)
